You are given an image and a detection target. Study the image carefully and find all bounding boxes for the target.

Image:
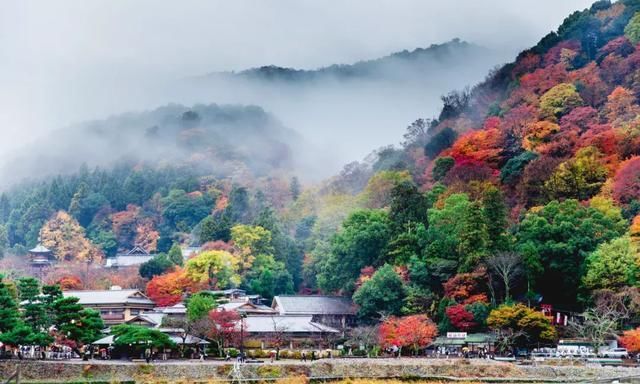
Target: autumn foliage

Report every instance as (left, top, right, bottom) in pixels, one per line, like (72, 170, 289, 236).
(40, 211, 103, 263)
(56, 275, 83, 290)
(443, 269, 488, 304)
(208, 309, 242, 351)
(378, 315, 438, 354)
(620, 327, 640, 353)
(613, 156, 640, 204)
(445, 304, 477, 332)
(146, 268, 202, 307)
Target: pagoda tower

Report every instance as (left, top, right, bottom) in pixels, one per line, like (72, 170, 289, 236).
(29, 241, 54, 278)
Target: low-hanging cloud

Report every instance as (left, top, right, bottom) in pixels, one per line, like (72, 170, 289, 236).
(0, 0, 596, 184)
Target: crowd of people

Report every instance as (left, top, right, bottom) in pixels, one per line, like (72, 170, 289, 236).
(1, 345, 76, 360)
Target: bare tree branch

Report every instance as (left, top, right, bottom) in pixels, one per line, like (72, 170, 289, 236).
(485, 252, 522, 302)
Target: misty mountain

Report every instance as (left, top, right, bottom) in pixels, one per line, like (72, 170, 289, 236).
(205, 39, 490, 84)
(2, 103, 302, 184)
(183, 39, 510, 172)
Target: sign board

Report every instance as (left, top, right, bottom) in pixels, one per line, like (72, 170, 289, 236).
(446, 332, 467, 339)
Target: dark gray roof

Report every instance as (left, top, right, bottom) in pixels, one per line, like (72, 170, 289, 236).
(272, 295, 356, 316)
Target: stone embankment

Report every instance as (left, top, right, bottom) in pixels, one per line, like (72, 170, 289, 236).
(2, 358, 640, 383)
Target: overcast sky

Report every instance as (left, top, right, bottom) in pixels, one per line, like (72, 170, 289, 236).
(0, 0, 596, 160)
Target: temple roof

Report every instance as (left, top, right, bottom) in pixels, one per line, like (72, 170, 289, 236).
(272, 295, 356, 316)
(29, 244, 51, 254)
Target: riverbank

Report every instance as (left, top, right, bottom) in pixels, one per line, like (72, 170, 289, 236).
(1, 358, 640, 383)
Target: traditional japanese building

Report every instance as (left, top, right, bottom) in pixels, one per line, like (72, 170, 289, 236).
(105, 245, 155, 268)
(243, 315, 340, 349)
(29, 243, 55, 279)
(63, 287, 156, 325)
(271, 295, 357, 336)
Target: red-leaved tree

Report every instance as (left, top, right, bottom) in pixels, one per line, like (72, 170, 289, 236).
(446, 304, 477, 332)
(379, 315, 438, 355)
(443, 268, 489, 304)
(208, 309, 242, 356)
(613, 156, 640, 204)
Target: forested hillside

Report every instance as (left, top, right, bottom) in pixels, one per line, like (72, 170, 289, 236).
(5, 0, 640, 338)
(297, 0, 640, 331)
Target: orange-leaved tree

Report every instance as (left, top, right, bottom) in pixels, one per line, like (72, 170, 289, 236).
(146, 268, 202, 307)
(620, 327, 640, 353)
(56, 275, 83, 290)
(379, 314, 437, 355)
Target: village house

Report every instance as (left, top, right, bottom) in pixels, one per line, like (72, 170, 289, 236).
(242, 315, 340, 350)
(153, 302, 188, 320)
(271, 295, 357, 334)
(63, 287, 156, 325)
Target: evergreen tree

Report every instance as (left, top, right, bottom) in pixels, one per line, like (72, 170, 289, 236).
(0, 193, 10, 223)
(167, 242, 183, 266)
(139, 254, 173, 279)
(0, 275, 20, 333)
(254, 207, 303, 289)
(482, 187, 510, 252)
(458, 201, 490, 272)
(18, 277, 47, 331)
(228, 186, 250, 223)
(68, 182, 89, 223)
(353, 264, 406, 319)
(290, 177, 301, 201)
(388, 181, 429, 233)
(199, 213, 231, 243)
(54, 296, 105, 345)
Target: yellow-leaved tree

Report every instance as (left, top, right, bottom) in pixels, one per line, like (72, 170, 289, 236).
(184, 250, 240, 289)
(40, 211, 103, 263)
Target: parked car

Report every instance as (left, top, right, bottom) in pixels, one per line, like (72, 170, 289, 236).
(601, 348, 629, 358)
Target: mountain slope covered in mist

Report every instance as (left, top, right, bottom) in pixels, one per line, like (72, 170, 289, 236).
(2, 103, 303, 184)
(185, 39, 507, 169)
(210, 39, 487, 83)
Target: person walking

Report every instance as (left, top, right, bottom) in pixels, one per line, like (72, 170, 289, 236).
(145, 347, 152, 363)
(301, 351, 307, 362)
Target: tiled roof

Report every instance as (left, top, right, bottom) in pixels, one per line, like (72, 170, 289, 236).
(127, 313, 165, 327)
(272, 295, 356, 316)
(105, 255, 154, 267)
(244, 315, 339, 334)
(218, 302, 277, 314)
(63, 289, 155, 306)
(155, 303, 187, 314)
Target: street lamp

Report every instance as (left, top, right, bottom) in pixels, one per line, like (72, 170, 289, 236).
(239, 310, 247, 362)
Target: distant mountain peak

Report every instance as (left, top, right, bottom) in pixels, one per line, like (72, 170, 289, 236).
(202, 39, 488, 83)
